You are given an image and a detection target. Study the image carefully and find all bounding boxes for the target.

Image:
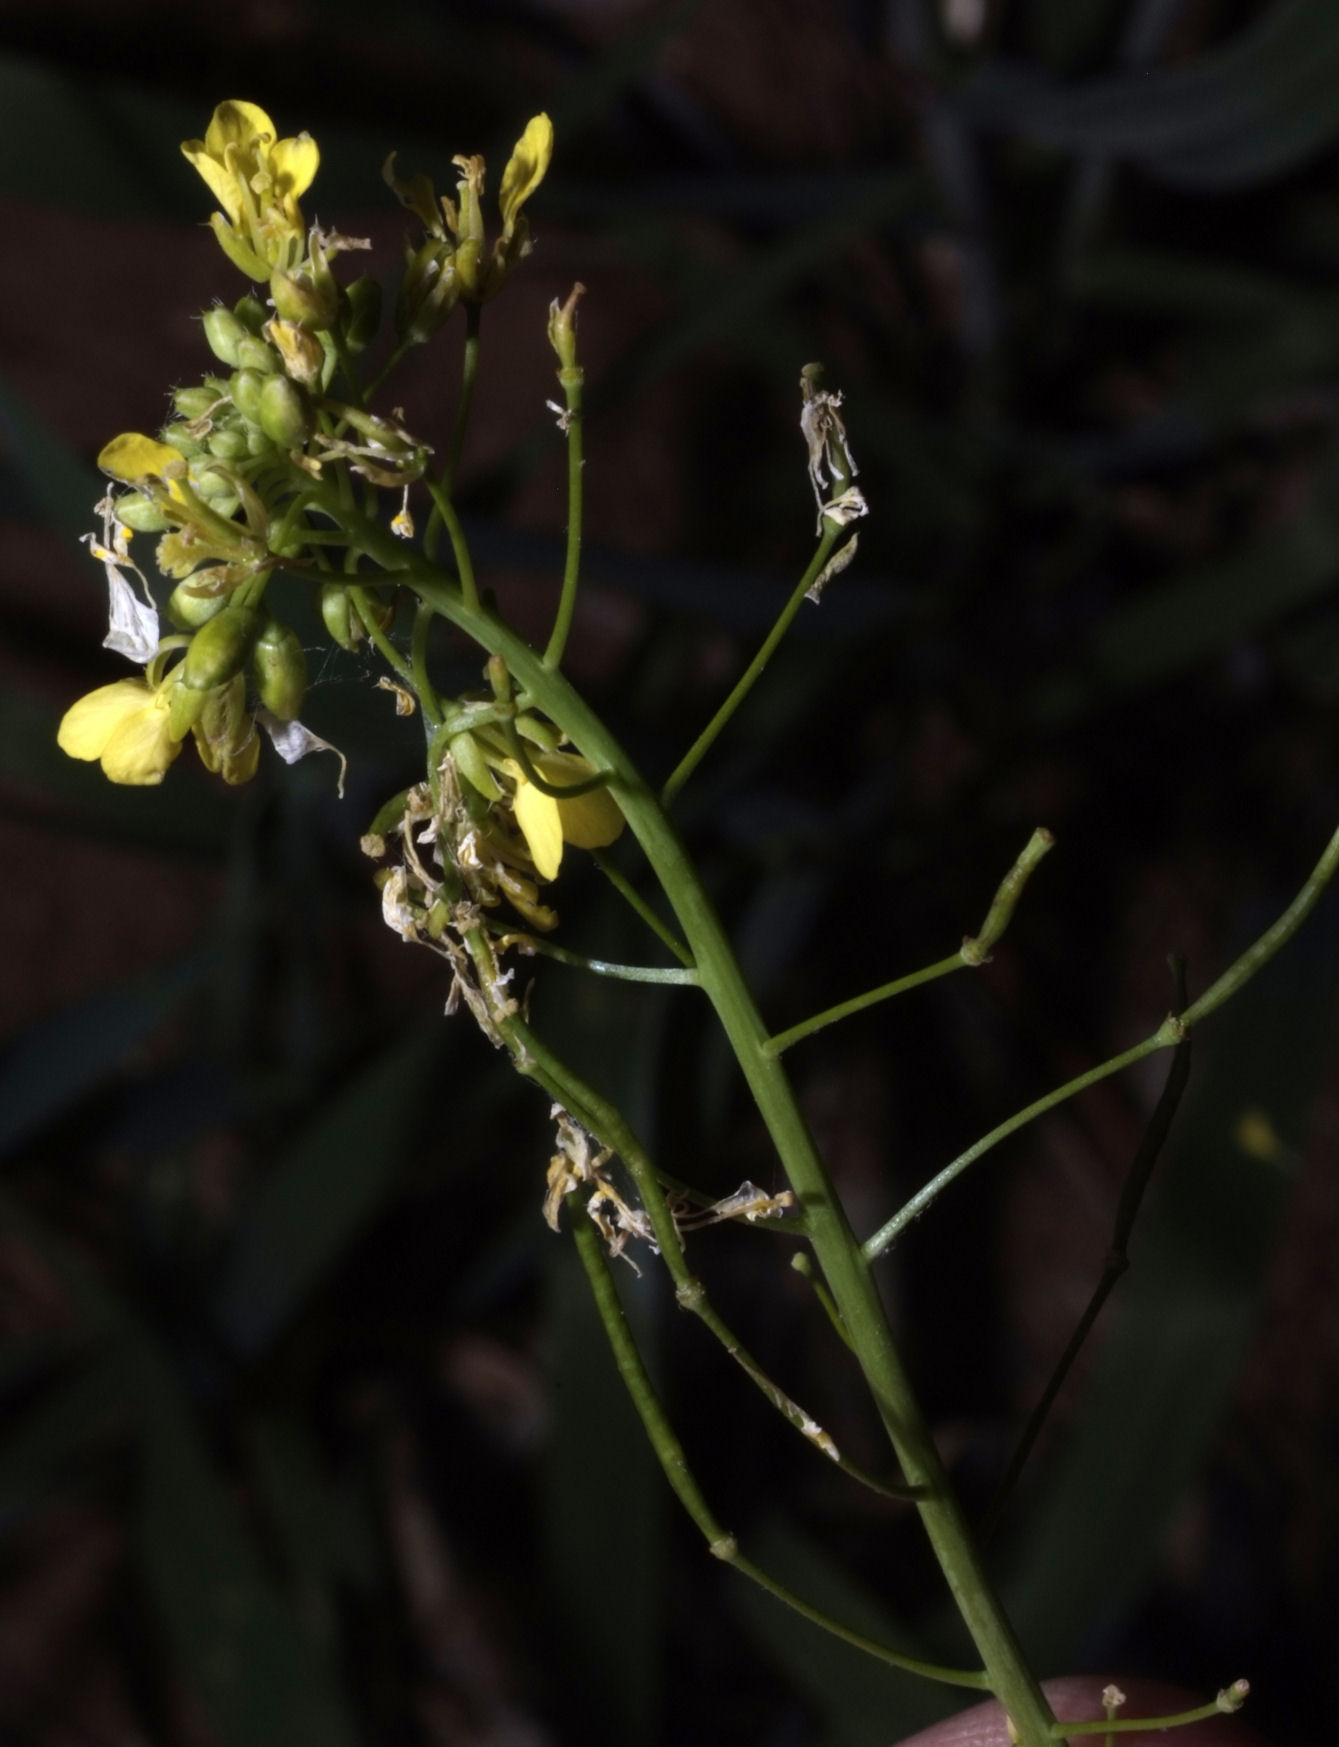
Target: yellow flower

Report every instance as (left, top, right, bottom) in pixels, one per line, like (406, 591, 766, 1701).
(506, 750, 623, 881)
(181, 101, 318, 279)
(97, 433, 189, 508)
(58, 679, 183, 786)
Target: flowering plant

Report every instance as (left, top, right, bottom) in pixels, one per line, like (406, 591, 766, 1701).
(55, 98, 1328, 1746)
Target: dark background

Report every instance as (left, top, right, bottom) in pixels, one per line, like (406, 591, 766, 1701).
(1, 2, 1337, 1744)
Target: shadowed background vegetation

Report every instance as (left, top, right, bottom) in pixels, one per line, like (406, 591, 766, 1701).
(1, 2, 1337, 1744)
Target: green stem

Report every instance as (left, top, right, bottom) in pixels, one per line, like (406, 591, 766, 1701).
(661, 524, 841, 808)
(592, 849, 694, 968)
(349, 585, 416, 694)
(765, 829, 1054, 1056)
(864, 810, 1339, 1260)
(492, 930, 699, 986)
(445, 304, 481, 495)
(424, 481, 479, 613)
(314, 504, 1059, 1744)
(863, 1024, 1181, 1261)
(1056, 1684, 1249, 1738)
(568, 1197, 983, 1690)
(543, 362, 584, 670)
(411, 601, 444, 725)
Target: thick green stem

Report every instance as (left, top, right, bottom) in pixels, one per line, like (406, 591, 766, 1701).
(316, 506, 1057, 1741)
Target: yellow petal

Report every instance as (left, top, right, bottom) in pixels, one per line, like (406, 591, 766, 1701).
(99, 694, 181, 785)
(203, 100, 276, 158)
(181, 141, 246, 225)
(498, 113, 553, 232)
(98, 433, 184, 483)
(269, 132, 320, 204)
(513, 776, 564, 880)
(556, 786, 624, 851)
(58, 680, 155, 761)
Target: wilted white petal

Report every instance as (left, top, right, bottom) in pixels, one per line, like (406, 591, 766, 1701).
(806, 532, 859, 602)
(379, 866, 419, 941)
(101, 564, 160, 663)
(256, 709, 348, 797)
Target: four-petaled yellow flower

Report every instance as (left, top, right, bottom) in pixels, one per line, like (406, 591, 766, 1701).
(506, 750, 623, 881)
(58, 679, 184, 786)
(181, 100, 318, 280)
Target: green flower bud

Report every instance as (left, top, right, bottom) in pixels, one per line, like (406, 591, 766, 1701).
(202, 307, 249, 367)
(270, 267, 338, 330)
(193, 673, 260, 784)
(451, 730, 502, 801)
(258, 375, 313, 449)
(229, 367, 267, 427)
(234, 295, 269, 335)
(173, 384, 220, 422)
(320, 583, 356, 651)
(343, 276, 382, 353)
(207, 427, 251, 461)
(189, 463, 238, 499)
(182, 604, 261, 692)
(161, 422, 205, 458)
(116, 492, 172, 533)
(167, 582, 229, 630)
(252, 619, 308, 720)
(234, 335, 281, 375)
(246, 426, 274, 458)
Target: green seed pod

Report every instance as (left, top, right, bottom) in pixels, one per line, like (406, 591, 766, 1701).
(116, 493, 172, 534)
(234, 335, 281, 375)
(202, 307, 249, 367)
(173, 384, 219, 422)
(182, 603, 261, 692)
(229, 367, 267, 428)
(207, 427, 250, 461)
(252, 619, 308, 720)
(270, 267, 338, 331)
(343, 276, 383, 353)
(320, 582, 357, 651)
(257, 375, 313, 450)
(233, 295, 269, 335)
(167, 583, 229, 631)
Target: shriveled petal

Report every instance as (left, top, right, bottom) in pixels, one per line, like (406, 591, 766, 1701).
(257, 709, 347, 797)
(269, 132, 319, 203)
(98, 433, 184, 483)
(513, 776, 564, 880)
(102, 565, 160, 664)
(58, 680, 155, 761)
(498, 113, 553, 233)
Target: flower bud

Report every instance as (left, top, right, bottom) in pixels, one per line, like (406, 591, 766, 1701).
(234, 335, 281, 375)
(270, 267, 338, 330)
(252, 618, 307, 720)
(166, 671, 209, 740)
(320, 582, 357, 651)
(547, 283, 584, 373)
(258, 375, 313, 449)
(234, 295, 269, 335)
(173, 384, 220, 422)
(193, 673, 260, 784)
(182, 603, 261, 691)
(161, 422, 206, 458)
(167, 582, 229, 630)
(207, 427, 251, 461)
(202, 306, 250, 367)
(230, 368, 267, 428)
(116, 493, 172, 533)
(342, 276, 382, 353)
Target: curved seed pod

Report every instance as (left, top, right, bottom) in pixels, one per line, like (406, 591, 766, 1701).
(252, 619, 308, 720)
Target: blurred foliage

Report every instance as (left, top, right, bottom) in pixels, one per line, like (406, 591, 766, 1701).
(2, 2, 1338, 1745)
